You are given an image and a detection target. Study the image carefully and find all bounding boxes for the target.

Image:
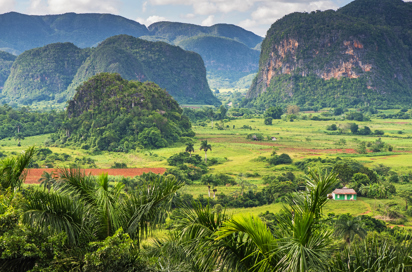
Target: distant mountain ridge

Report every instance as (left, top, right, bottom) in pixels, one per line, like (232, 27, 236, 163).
(0, 12, 149, 54)
(1, 35, 219, 107)
(0, 12, 262, 89)
(144, 22, 262, 89)
(245, 0, 412, 109)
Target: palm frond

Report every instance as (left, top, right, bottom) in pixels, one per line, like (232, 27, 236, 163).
(22, 190, 87, 245)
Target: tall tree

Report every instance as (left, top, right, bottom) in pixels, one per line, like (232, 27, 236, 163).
(398, 190, 412, 211)
(185, 142, 194, 157)
(334, 215, 367, 245)
(200, 140, 212, 164)
(22, 168, 184, 245)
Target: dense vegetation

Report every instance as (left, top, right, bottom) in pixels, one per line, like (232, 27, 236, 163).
(0, 51, 16, 89)
(1, 149, 411, 271)
(246, 0, 412, 109)
(2, 43, 90, 105)
(1, 35, 219, 107)
(0, 105, 64, 140)
(53, 73, 194, 151)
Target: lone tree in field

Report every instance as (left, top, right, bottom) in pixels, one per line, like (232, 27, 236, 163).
(14, 133, 24, 146)
(185, 142, 195, 157)
(200, 140, 212, 163)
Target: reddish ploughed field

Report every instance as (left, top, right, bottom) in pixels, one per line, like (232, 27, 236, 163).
(25, 168, 167, 184)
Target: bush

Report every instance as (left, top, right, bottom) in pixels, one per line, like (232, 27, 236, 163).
(268, 153, 292, 166)
(111, 162, 127, 169)
(201, 173, 236, 186)
(264, 117, 273, 125)
(326, 124, 337, 131)
(389, 174, 399, 183)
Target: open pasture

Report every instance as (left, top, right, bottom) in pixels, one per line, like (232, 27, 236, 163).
(3, 113, 412, 224)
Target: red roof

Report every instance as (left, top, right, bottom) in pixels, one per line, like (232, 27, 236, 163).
(332, 187, 357, 195)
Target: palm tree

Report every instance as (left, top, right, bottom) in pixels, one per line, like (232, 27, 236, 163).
(200, 140, 212, 164)
(173, 168, 338, 272)
(39, 171, 56, 192)
(398, 190, 412, 211)
(0, 146, 35, 191)
(185, 142, 194, 157)
(334, 216, 367, 245)
(14, 132, 24, 146)
(22, 168, 184, 246)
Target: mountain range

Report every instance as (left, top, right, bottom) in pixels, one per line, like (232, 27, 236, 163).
(0, 13, 262, 89)
(1, 35, 219, 107)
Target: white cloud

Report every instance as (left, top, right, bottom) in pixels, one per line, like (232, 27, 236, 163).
(150, 0, 255, 15)
(136, 15, 167, 26)
(27, 0, 121, 15)
(0, 0, 16, 13)
(201, 14, 214, 26)
(182, 13, 196, 19)
(142, 1, 148, 12)
(238, 0, 337, 36)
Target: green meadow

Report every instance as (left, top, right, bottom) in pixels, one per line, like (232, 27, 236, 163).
(2, 111, 412, 225)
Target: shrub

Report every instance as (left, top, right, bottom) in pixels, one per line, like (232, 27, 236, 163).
(268, 153, 292, 166)
(326, 124, 337, 131)
(111, 162, 127, 169)
(264, 117, 273, 125)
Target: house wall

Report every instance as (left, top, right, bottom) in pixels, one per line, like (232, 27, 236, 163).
(334, 194, 357, 200)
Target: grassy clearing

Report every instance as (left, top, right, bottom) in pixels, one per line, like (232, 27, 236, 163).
(3, 114, 412, 223)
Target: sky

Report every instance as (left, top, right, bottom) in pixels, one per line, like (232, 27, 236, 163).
(0, 0, 411, 36)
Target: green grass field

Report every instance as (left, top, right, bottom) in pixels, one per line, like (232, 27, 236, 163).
(2, 112, 412, 225)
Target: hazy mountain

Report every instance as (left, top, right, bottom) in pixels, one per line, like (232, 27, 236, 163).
(0, 12, 149, 54)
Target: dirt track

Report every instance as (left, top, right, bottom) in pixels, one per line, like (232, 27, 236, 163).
(25, 168, 167, 184)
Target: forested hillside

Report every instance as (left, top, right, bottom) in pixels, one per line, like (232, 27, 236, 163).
(1, 36, 219, 106)
(245, 0, 412, 109)
(55, 73, 194, 151)
(2, 43, 90, 105)
(177, 36, 259, 88)
(145, 22, 262, 89)
(0, 51, 15, 89)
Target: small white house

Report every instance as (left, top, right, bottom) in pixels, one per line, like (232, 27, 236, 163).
(331, 187, 357, 201)
(271, 137, 277, 141)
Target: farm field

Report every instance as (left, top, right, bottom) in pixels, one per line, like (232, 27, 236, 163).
(2, 111, 412, 225)
(25, 168, 166, 184)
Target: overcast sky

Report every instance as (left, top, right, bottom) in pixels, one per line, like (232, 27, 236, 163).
(1, 0, 411, 36)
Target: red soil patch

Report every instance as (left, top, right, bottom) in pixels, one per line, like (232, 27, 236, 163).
(25, 168, 166, 184)
(384, 122, 409, 125)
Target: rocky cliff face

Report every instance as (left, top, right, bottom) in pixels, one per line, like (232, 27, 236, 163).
(246, 0, 412, 108)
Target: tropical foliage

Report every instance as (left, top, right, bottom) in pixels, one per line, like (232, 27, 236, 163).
(53, 73, 194, 151)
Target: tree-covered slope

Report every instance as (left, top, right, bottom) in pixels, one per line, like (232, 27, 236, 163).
(1, 35, 219, 106)
(0, 51, 16, 89)
(0, 12, 149, 54)
(59, 73, 194, 151)
(2, 43, 90, 105)
(177, 35, 260, 88)
(245, 0, 412, 109)
(64, 35, 219, 105)
(147, 22, 262, 48)
(145, 22, 263, 89)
